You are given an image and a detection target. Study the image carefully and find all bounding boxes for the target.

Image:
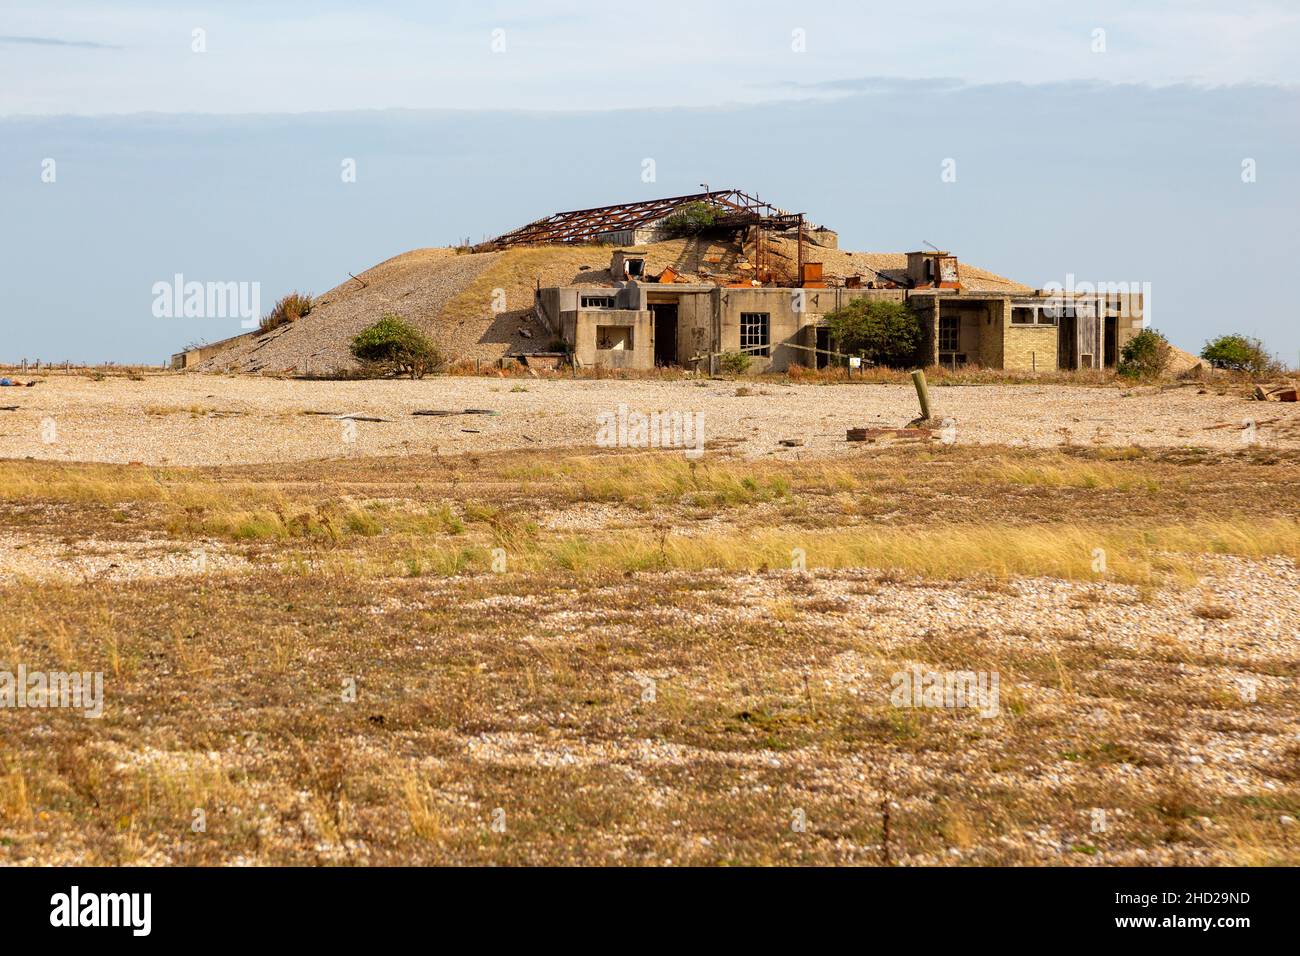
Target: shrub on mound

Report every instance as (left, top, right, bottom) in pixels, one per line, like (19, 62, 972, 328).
(1118, 328, 1172, 380)
(1200, 334, 1278, 375)
(259, 291, 313, 333)
(660, 202, 722, 238)
(350, 315, 442, 379)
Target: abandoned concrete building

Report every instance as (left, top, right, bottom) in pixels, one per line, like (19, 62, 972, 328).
(174, 187, 1146, 375)
(491, 190, 1146, 374)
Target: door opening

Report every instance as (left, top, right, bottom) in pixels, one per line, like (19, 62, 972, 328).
(1104, 316, 1118, 368)
(651, 303, 678, 367)
(1058, 313, 1078, 370)
(815, 326, 831, 369)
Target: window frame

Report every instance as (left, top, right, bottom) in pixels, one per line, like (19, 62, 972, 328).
(938, 315, 960, 352)
(739, 312, 771, 357)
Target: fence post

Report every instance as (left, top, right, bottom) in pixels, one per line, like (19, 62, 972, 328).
(911, 369, 932, 421)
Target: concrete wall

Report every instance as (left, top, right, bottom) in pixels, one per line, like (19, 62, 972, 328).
(717, 287, 804, 372)
(555, 282, 1093, 374)
(172, 332, 256, 369)
(655, 290, 715, 365)
(915, 295, 1016, 370)
(979, 299, 1007, 367)
(1113, 292, 1145, 351)
(911, 296, 940, 366)
(933, 299, 996, 366)
(712, 287, 901, 372)
(563, 308, 653, 369)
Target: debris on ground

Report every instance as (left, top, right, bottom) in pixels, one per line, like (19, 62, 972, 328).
(1205, 417, 1282, 431)
(1254, 382, 1299, 402)
(412, 408, 498, 417)
(847, 427, 935, 443)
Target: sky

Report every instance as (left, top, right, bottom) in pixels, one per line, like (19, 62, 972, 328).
(1, 1, 1297, 363)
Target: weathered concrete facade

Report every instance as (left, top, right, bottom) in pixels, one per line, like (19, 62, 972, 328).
(537, 246, 1145, 374)
(542, 280, 1143, 374)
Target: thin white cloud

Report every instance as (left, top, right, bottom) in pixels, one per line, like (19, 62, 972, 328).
(0, 34, 119, 49)
(1, 0, 1298, 115)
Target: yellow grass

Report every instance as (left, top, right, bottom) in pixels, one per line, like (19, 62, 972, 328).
(976, 460, 1162, 491)
(362, 517, 1300, 584)
(0, 769, 34, 827)
(400, 774, 443, 842)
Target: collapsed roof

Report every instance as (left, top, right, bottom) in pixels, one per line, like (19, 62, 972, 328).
(478, 188, 804, 250)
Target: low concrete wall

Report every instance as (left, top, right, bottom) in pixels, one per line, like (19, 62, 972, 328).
(171, 333, 255, 369)
(564, 308, 653, 369)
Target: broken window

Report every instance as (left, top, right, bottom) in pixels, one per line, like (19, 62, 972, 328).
(939, 316, 960, 352)
(625, 258, 646, 278)
(581, 296, 616, 309)
(596, 326, 633, 350)
(1011, 307, 1037, 326)
(740, 312, 770, 357)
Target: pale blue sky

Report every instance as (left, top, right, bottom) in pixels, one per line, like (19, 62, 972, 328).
(4, 0, 1300, 113)
(1, 2, 1297, 363)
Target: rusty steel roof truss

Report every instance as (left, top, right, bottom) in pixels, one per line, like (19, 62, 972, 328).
(481, 189, 801, 249)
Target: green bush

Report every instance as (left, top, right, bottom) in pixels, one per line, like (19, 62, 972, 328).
(1118, 328, 1172, 379)
(823, 298, 922, 369)
(718, 351, 752, 376)
(1200, 334, 1277, 374)
(259, 291, 313, 333)
(350, 314, 442, 379)
(660, 202, 721, 238)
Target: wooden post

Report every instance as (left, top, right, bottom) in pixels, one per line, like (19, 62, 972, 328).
(911, 369, 932, 421)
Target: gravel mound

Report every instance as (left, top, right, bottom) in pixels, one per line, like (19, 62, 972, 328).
(192, 238, 1034, 375)
(196, 248, 501, 374)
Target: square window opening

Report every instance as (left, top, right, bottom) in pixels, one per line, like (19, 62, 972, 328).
(596, 326, 633, 351)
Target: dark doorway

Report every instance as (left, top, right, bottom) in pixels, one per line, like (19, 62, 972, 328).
(1104, 316, 1118, 368)
(815, 326, 831, 369)
(1058, 313, 1077, 370)
(651, 303, 678, 367)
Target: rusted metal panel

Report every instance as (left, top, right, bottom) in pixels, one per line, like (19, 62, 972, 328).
(479, 189, 802, 250)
